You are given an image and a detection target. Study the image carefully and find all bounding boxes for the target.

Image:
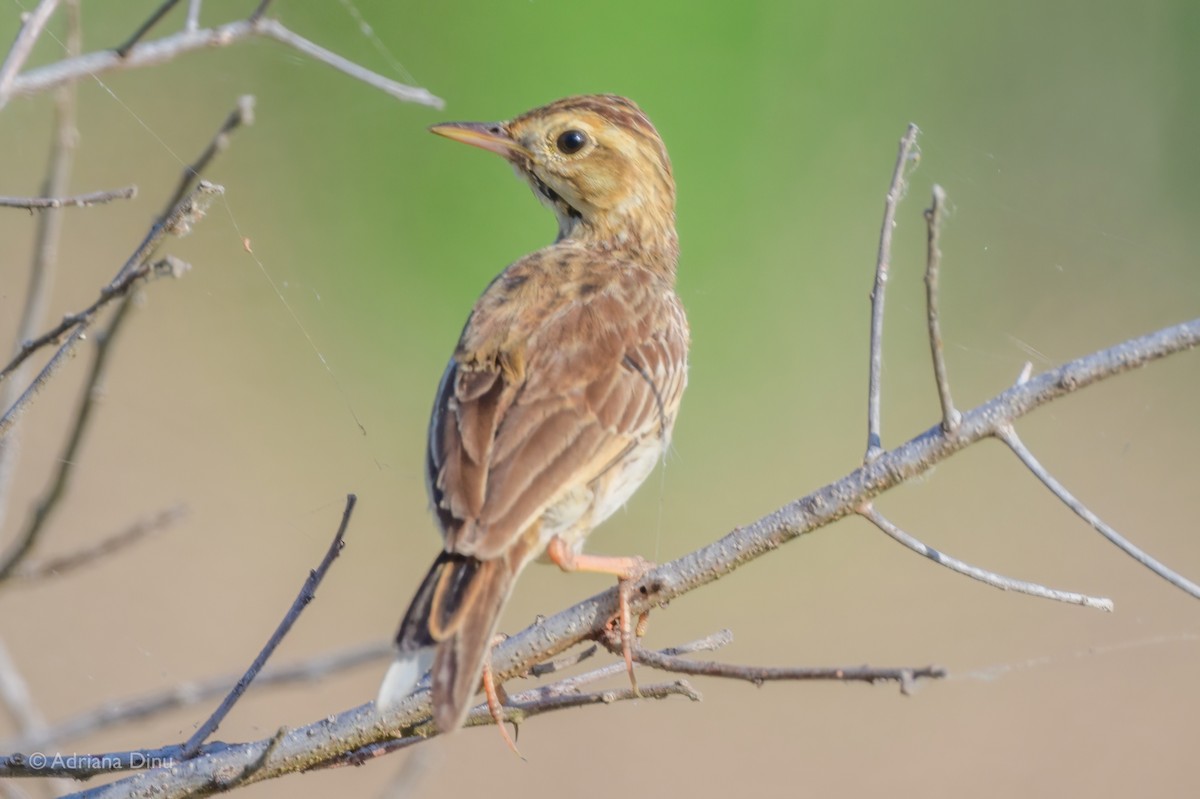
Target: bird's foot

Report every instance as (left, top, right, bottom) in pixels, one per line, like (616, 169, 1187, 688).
(482, 635, 523, 758)
(546, 536, 655, 696)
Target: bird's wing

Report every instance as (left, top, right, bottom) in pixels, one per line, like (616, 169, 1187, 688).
(426, 280, 687, 560)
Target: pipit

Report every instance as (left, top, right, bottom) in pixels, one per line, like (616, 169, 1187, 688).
(377, 95, 689, 739)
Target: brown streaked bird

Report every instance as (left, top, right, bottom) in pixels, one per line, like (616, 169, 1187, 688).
(376, 94, 688, 736)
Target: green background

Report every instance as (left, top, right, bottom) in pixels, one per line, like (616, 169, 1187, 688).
(1, 1, 1198, 796)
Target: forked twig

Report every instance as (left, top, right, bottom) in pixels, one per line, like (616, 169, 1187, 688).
(0, 181, 222, 439)
(0, 295, 137, 583)
(10, 15, 442, 109)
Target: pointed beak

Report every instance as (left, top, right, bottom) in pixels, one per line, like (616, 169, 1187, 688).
(429, 121, 529, 160)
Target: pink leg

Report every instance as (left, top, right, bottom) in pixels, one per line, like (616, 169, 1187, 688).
(546, 537, 653, 693)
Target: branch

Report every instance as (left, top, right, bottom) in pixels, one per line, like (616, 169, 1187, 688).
(0, 0, 61, 109)
(0, 185, 218, 449)
(2, 641, 387, 754)
(0, 293, 136, 583)
(8, 504, 184, 583)
(923, 184, 960, 431)
(0, 186, 137, 210)
(0, 315, 1181, 797)
(0, 0, 82, 534)
(179, 494, 355, 757)
(626, 641, 943, 696)
(859, 503, 1113, 610)
(9, 16, 443, 109)
(113, 0, 184, 57)
(997, 423, 1200, 599)
(865, 123, 921, 461)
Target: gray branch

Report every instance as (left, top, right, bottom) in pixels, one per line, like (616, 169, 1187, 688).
(0, 313, 1186, 796)
(8, 17, 443, 109)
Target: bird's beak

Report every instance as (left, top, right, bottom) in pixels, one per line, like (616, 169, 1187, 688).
(429, 121, 529, 160)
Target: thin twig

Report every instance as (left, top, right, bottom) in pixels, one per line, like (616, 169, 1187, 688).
(0, 0, 62, 109)
(11, 18, 444, 108)
(865, 123, 921, 461)
(185, 0, 201, 32)
(0, 0, 81, 535)
(0, 295, 135, 584)
(113, 0, 184, 57)
(625, 639, 944, 696)
(2, 641, 388, 753)
(0, 181, 222, 439)
(996, 424, 1200, 599)
(0, 186, 137, 210)
(527, 644, 597, 677)
(247, 0, 274, 23)
(179, 494, 355, 758)
(527, 630, 734, 693)
(219, 727, 286, 790)
(10, 504, 184, 582)
(0, 639, 45, 736)
(859, 503, 1113, 610)
(314, 681, 700, 772)
(165, 95, 254, 211)
(0, 635, 75, 796)
(924, 183, 960, 431)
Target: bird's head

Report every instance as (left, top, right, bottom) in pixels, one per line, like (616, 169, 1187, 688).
(431, 94, 677, 255)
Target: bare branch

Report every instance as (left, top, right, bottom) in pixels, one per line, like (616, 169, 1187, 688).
(923, 184, 961, 431)
(527, 643, 598, 677)
(3, 641, 388, 753)
(9, 504, 184, 583)
(865, 123, 921, 461)
(0, 0, 62, 109)
(525, 630, 735, 693)
(185, 0, 201, 32)
(179, 494, 355, 758)
(113, 0, 184, 57)
(0, 639, 45, 736)
(247, 0, 274, 24)
(626, 641, 942, 696)
(997, 424, 1200, 599)
(0, 315, 1189, 795)
(165, 95, 253, 211)
(0, 186, 137, 210)
(10, 18, 443, 109)
(859, 503, 1113, 610)
(0, 0, 81, 534)
(0, 181, 222, 440)
(0, 294, 136, 583)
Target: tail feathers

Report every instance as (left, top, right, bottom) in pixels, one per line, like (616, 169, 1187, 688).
(430, 557, 513, 732)
(376, 647, 434, 711)
(378, 551, 515, 732)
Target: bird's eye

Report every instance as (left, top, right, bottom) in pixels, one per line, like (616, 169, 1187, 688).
(556, 129, 588, 154)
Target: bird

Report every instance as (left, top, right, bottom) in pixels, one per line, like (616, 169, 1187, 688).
(376, 94, 689, 739)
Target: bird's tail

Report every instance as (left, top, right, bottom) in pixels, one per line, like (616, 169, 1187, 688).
(376, 551, 516, 733)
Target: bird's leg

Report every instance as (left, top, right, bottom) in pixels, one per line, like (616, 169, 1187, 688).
(546, 536, 653, 695)
(482, 635, 522, 757)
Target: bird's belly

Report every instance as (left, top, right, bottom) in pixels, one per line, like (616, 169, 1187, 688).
(536, 435, 667, 560)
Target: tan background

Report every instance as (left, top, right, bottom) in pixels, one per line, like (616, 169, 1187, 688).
(1, 1, 1198, 797)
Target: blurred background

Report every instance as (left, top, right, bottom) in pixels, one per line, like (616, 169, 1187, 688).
(1, 1, 1198, 796)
